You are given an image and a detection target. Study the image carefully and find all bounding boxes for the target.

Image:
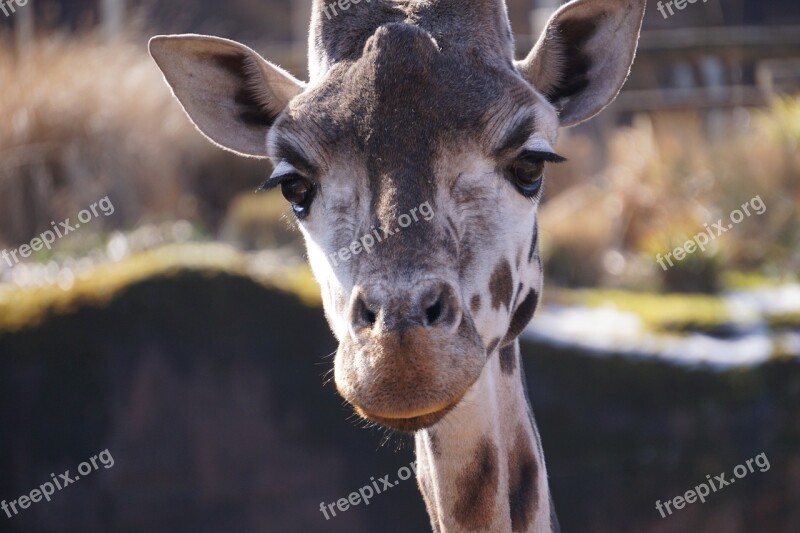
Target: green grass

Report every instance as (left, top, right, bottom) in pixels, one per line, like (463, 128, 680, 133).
(0, 243, 321, 334)
(768, 311, 800, 332)
(550, 285, 800, 334)
(723, 271, 799, 290)
(549, 288, 731, 332)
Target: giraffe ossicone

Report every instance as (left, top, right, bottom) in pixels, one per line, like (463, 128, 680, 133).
(149, 0, 645, 530)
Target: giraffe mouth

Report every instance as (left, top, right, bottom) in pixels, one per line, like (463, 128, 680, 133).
(355, 393, 465, 432)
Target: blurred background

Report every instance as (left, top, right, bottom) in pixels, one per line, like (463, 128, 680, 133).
(0, 1, 798, 532)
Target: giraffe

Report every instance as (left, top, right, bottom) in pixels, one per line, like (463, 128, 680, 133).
(149, 0, 645, 530)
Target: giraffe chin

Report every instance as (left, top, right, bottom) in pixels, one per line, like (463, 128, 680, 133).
(354, 393, 465, 433)
(334, 317, 485, 433)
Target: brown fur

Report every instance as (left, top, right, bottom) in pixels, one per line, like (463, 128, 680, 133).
(503, 289, 540, 347)
(508, 424, 539, 531)
(336, 314, 484, 431)
(489, 258, 514, 311)
(499, 343, 517, 375)
(453, 437, 499, 530)
(470, 294, 482, 314)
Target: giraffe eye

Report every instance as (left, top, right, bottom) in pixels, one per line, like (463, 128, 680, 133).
(511, 156, 545, 194)
(280, 177, 316, 218)
(507, 150, 566, 198)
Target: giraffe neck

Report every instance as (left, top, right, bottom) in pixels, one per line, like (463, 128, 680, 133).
(415, 340, 555, 532)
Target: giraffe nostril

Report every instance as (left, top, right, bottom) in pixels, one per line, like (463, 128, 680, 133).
(350, 282, 461, 335)
(425, 299, 443, 326)
(421, 284, 461, 330)
(354, 296, 378, 328)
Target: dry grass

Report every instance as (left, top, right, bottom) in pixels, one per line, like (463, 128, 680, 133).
(0, 30, 260, 248)
(541, 98, 800, 290)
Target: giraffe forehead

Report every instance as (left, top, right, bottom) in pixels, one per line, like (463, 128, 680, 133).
(275, 23, 552, 179)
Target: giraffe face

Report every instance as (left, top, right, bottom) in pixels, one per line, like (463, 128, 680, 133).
(150, 0, 646, 432)
(263, 25, 561, 431)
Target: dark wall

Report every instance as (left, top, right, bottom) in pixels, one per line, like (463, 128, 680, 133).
(0, 273, 429, 533)
(0, 272, 798, 532)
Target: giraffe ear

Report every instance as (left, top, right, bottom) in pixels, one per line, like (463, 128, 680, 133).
(149, 34, 305, 158)
(517, 0, 645, 127)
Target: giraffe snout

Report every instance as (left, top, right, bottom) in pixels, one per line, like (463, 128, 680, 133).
(335, 280, 485, 432)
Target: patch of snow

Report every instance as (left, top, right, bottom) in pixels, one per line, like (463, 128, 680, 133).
(524, 284, 800, 370)
(725, 284, 800, 318)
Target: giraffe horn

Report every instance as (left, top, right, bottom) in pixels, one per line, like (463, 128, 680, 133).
(308, 0, 406, 80)
(411, 0, 515, 62)
(308, 0, 516, 80)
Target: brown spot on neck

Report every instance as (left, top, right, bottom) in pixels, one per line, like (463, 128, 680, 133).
(489, 258, 513, 310)
(508, 424, 539, 531)
(471, 294, 482, 314)
(503, 289, 539, 346)
(499, 343, 517, 375)
(453, 437, 499, 530)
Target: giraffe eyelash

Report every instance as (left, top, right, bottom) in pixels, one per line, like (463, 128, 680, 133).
(257, 160, 312, 192)
(257, 172, 299, 192)
(519, 150, 567, 164)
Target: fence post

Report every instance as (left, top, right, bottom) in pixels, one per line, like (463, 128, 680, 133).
(292, 0, 311, 70)
(100, 0, 125, 41)
(14, 0, 34, 56)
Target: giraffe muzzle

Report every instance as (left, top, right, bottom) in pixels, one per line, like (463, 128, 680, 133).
(335, 282, 485, 432)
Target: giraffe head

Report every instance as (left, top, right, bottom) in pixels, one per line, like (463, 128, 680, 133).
(150, 0, 645, 432)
